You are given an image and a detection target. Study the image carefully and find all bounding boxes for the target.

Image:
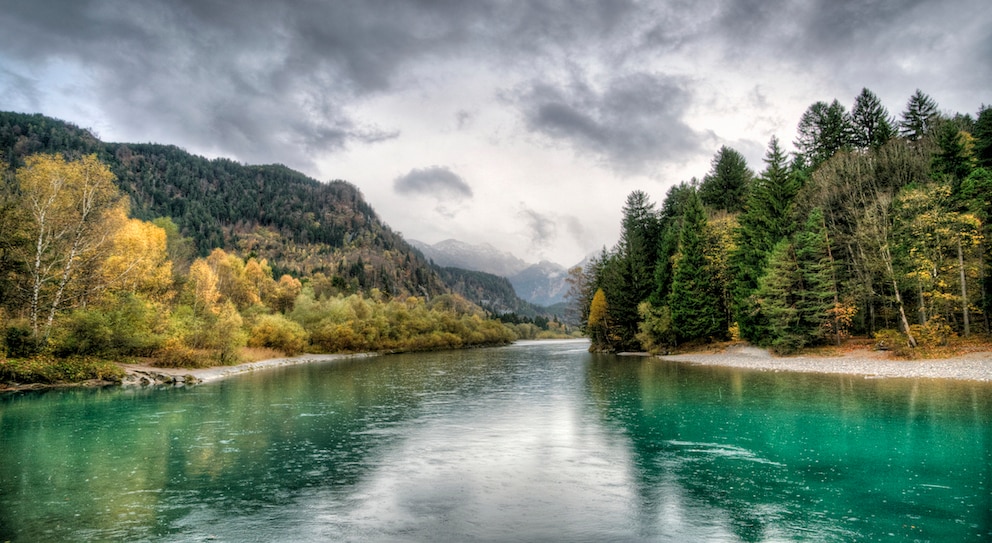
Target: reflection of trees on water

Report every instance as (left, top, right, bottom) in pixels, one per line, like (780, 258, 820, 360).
(0, 348, 525, 541)
(584, 356, 992, 542)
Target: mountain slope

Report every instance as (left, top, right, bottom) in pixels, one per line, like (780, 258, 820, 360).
(509, 261, 570, 307)
(410, 237, 579, 307)
(0, 111, 445, 297)
(409, 239, 528, 277)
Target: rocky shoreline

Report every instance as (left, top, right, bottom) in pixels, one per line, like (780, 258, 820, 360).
(120, 352, 379, 387)
(659, 344, 992, 382)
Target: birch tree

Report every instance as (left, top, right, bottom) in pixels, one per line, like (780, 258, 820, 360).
(17, 154, 122, 337)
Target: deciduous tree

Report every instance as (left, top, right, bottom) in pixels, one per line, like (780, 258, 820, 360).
(17, 154, 123, 337)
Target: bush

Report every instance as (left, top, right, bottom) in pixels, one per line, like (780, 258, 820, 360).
(0, 355, 124, 384)
(153, 339, 207, 369)
(51, 296, 165, 358)
(4, 322, 44, 358)
(248, 314, 309, 355)
(874, 329, 914, 357)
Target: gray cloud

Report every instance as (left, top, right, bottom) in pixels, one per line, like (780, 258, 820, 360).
(0, 67, 39, 111)
(0, 0, 497, 171)
(394, 166, 473, 200)
(516, 72, 705, 173)
(0, 0, 988, 191)
(518, 206, 557, 248)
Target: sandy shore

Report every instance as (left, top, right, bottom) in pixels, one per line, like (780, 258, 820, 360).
(659, 344, 992, 382)
(120, 352, 378, 386)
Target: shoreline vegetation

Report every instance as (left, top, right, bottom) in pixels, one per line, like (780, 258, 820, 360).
(4, 337, 992, 393)
(0, 149, 576, 393)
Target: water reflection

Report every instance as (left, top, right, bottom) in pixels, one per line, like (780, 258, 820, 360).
(1, 342, 990, 542)
(586, 356, 992, 542)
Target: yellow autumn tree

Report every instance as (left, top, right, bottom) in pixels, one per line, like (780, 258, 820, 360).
(17, 153, 123, 337)
(206, 248, 263, 310)
(187, 259, 221, 316)
(99, 209, 173, 302)
(587, 288, 611, 350)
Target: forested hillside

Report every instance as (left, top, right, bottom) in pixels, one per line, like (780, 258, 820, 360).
(0, 114, 554, 382)
(575, 89, 992, 355)
(0, 112, 445, 298)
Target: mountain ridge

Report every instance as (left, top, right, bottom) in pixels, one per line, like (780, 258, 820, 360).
(410, 238, 587, 307)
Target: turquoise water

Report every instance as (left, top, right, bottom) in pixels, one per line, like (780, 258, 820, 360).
(1, 340, 989, 542)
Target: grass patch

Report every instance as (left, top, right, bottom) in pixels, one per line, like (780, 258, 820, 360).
(0, 355, 125, 384)
(239, 346, 286, 362)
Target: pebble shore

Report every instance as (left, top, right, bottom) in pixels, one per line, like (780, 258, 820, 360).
(121, 352, 378, 387)
(660, 344, 992, 382)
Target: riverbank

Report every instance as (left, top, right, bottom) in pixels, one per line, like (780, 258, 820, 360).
(659, 343, 992, 382)
(120, 352, 379, 387)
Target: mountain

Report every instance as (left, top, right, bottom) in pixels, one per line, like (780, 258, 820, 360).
(409, 239, 528, 278)
(409, 238, 582, 307)
(0, 111, 447, 298)
(509, 261, 570, 307)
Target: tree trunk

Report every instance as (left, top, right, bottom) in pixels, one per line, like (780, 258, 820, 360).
(882, 245, 917, 348)
(958, 239, 970, 337)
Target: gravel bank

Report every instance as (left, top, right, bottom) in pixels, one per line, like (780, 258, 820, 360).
(659, 345, 992, 382)
(121, 353, 378, 387)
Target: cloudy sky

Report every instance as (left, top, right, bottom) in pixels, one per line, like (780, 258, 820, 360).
(2, 1, 990, 266)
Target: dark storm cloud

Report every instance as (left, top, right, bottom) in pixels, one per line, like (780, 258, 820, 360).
(1, 0, 989, 177)
(0, 0, 652, 172)
(394, 166, 473, 200)
(705, 0, 992, 108)
(516, 72, 705, 173)
(0, 0, 495, 170)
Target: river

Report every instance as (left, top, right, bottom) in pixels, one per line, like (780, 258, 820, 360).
(1, 339, 990, 542)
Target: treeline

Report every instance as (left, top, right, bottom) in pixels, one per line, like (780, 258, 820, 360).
(0, 153, 515, 381)
(0, 112, 447, 297)
(573, 88, 992, 355)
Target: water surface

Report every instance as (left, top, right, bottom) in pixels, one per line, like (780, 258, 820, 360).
(1, 340, 989, 541)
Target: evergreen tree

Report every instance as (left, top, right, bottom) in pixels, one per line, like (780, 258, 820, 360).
(754, 239, 802, 353)
(850, 88, 896, 150)
(698, 146, 753, 213)
(973, 105, 992, 168)
(600, 190, 661, 350)
(900, 89, 939, 141)
(754, 212, 837, 355)
(793, 209, 840, 345)
(651, 181, 694, 305)
(669, 189, 726, 343)
(730, 137, 800, 341)
(933, 121, 977, 183)
(794, 100, 853, 170)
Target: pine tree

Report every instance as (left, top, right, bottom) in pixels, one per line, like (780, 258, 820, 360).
(754, 239, 803, 353)
(850, 88, 896, 150)
(651, 181, 694, 305)
(698, 146, 753, 213)
(795, 100, 853, 170)
(900, 89, 939, 141)
(973, 105, 992, 168)
(669, 189, 726, 343)
(730, 136, 800, 341)
(793, 209, 840, 345)
(600, 190, 662, 350)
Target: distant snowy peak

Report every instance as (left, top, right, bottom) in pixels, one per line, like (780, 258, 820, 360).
(409, 239, 529, 278)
